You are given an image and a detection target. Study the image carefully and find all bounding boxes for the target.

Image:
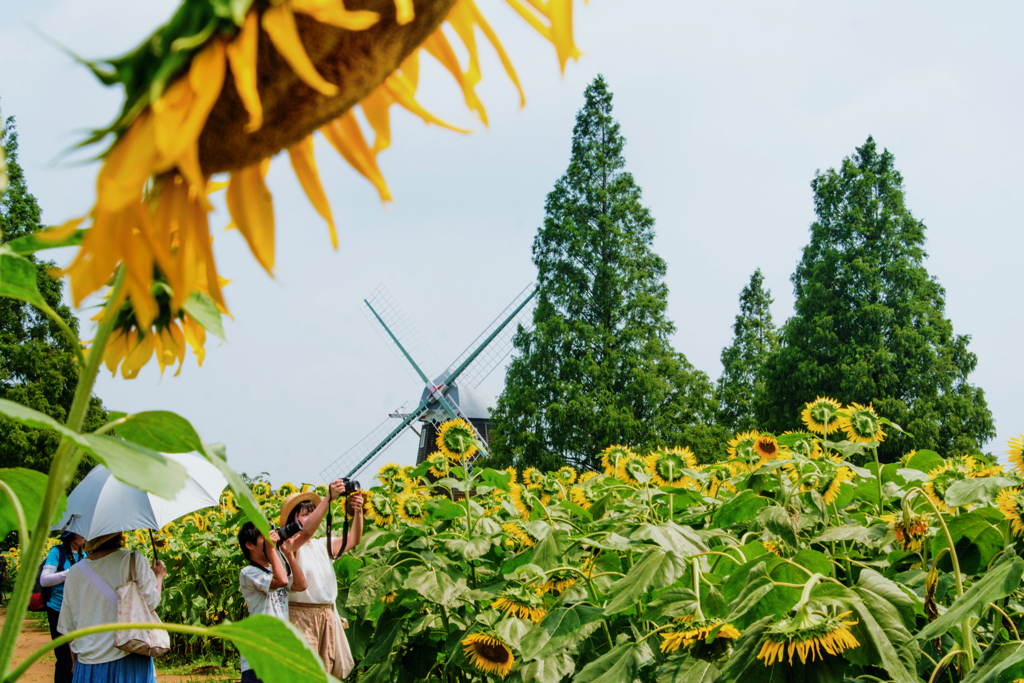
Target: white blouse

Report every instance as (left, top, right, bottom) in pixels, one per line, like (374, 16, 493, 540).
(288, 538, 337, 605)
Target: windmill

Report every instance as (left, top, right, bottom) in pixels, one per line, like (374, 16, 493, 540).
(320, 283, 537, 482)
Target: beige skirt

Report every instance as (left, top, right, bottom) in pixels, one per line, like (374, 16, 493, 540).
(289, 602, 354, 679)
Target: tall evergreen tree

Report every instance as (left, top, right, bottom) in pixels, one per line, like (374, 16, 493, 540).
(0, 116, 106, 479)
(489, 76, 725, 471)
(716, 268, 778, 432)
(758, 137, 995, 462)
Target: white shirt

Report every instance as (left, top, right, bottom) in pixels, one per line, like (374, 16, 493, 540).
(56, 550, 160, 664)
(239, 564, 293, 672)
(288, 538, 337, 605)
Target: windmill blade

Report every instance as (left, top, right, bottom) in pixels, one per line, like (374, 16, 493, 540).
(448, 283, 536, 389)
(363, 284, 442, 384)
(320, 400, 431, 482)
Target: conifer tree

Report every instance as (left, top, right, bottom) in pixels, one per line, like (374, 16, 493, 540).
(716, 269, 778, 432)
(489, 76, 725, 471)
(0, 115, 106, 478)
(758, 137, 995, 462)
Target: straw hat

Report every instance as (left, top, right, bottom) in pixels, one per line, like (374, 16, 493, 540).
(279, 491, 321, 528)
(83, 532, 121, 553)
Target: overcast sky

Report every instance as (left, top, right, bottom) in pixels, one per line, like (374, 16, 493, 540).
(1, 0, 1021, 485)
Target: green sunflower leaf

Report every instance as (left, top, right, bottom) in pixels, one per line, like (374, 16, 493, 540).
(915, 553, 1024, 642)
(0, 468, 66, 539)
(520, 604, 605, 660)
(943, 476, 1018, 507)
(961, 639, 1024, 683)
(572, 640, 654, 683)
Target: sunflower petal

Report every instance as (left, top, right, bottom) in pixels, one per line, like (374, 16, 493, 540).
(468, 0, 525, 107)
(320, 113, 392, 202)
(393, 0, 414, 25)
(225, 163, 275, 274)
(359, 87, 393, 153)
(183, 316, 207, 367)
(226, 11, 263, 133)
(96, 112, 159, 213)
(548, 0, 580, 71)
(287, 136, 338, 249)
(262, 4, 339, 96)
(382, 73, 472, 133)
(423, 31, 487, 125)
(291, 0, 379, 29)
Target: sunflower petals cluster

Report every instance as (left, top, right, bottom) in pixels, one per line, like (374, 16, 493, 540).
(660, 620, 741, 654)
(644, 446, 697, 487)
(436, 418, 479, 463)
(801, 397, 843, 437)
(881, 511, 931, 552)
(491, 587, 547, 622)
(462, 632, 515, 678)
(757, 608, 859, 666)
(996, 487, 1024, 538)
(837, 402, 886, 444)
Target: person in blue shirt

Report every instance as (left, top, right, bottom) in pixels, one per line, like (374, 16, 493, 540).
(40, 531, 85, 683)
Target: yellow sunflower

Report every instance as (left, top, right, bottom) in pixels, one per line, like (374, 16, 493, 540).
(537, 571, 577, 595)
(502, 521, 536, 549)
(462, 633, 515, 678)
(426, 451, 450, 479)
(579, 471, 600, 484)
(277, 482, 298, 498)
(881, 512, 931, 552)
(615, 451, 649, 486)
(781, 431, 822, 459)
(381, 591, 398, 604)
(727, 431, 760, 461)
(644, 446, 697, 487)
(698, 462, 736, 499)
(801, 397, 843, 437)
(376, 462, 404, 486)
(762, 540, 782, 556)
(753, 435, 782, 463)
(220, 490, 238, 513)
(661, 620, 741, 653)
(757, 608, 859, 666)
(1007, 435, 1024, 476)
(799, 457, 853, 506)
(600, 445, 636, 477)
(509, 482, 544, 517)
(570, 486, 598, 510)
(387, 472, 415, 497)
(491, 588, 547, 622)
(837, 402, 885, 444)
(996, 488, 1024, 537)
(396, 489, 428, 525)
(522, 467, 542, 488)
(504, 467, 519, 485)
(251, 481, 272, 499)
(555, 466, 578, 485)
(924, 456, 980, 511)
(365, 490, 396, 527)
(436, 418, 478, 462)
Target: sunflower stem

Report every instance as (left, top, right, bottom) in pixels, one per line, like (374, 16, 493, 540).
(907, 486, 974, 673)
(691, 558, 705, 622)
(872, 444, 884, 516)
(0, 267, 123, 679)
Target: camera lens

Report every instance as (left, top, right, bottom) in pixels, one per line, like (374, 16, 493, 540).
(277, 520, 303, 544)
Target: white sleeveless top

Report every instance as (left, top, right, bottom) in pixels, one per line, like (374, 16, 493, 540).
(288, 538, 337, 605)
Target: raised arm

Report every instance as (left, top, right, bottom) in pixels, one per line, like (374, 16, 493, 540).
(267, 531, 291, 590)
(293, 480, 347, 548)
(280, 535, 306, 593)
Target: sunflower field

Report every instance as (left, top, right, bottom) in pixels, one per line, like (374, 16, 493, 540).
(338, 407, 1024, 683)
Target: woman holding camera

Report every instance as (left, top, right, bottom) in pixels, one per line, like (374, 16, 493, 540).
(279, 481, 364, 679)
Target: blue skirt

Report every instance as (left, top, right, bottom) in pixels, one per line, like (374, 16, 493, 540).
(71, 654, 156, 683)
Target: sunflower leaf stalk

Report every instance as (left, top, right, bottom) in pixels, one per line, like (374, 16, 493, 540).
(0, 268, 124, 676)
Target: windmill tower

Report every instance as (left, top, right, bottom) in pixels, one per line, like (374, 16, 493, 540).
(320, 283, 536, 482)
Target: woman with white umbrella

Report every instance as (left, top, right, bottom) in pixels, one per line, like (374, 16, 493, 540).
(56, 533, 166, 683)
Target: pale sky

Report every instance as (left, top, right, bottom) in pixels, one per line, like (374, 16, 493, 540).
(1, 0, 1021, 485)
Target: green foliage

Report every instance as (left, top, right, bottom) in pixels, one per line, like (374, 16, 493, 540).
(715, 269, 778, 433)
(757, 137, 995, 462)
(0, 117, 106, 484)
(490, 76, 726, 470)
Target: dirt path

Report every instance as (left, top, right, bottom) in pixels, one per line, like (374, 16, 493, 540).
(0, 607, 232, 683)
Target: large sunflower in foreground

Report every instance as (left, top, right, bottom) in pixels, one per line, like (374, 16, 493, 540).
(837, 403, 885, 444)
(52, 0, 589, 332)
(462, 632, 515, 678)
(800, 397, 843, 437)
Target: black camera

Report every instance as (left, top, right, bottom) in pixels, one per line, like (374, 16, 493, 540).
(275, 520, 304, 544)
(338, 478, 361, 496)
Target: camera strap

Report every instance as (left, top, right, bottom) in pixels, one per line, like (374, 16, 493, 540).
(326, 490, 350, 562)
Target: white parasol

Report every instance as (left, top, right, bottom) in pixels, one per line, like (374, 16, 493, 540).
(53, 452, 228, 541)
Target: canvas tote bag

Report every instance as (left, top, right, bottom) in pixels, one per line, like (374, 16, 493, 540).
(78, 551, 170, 658)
